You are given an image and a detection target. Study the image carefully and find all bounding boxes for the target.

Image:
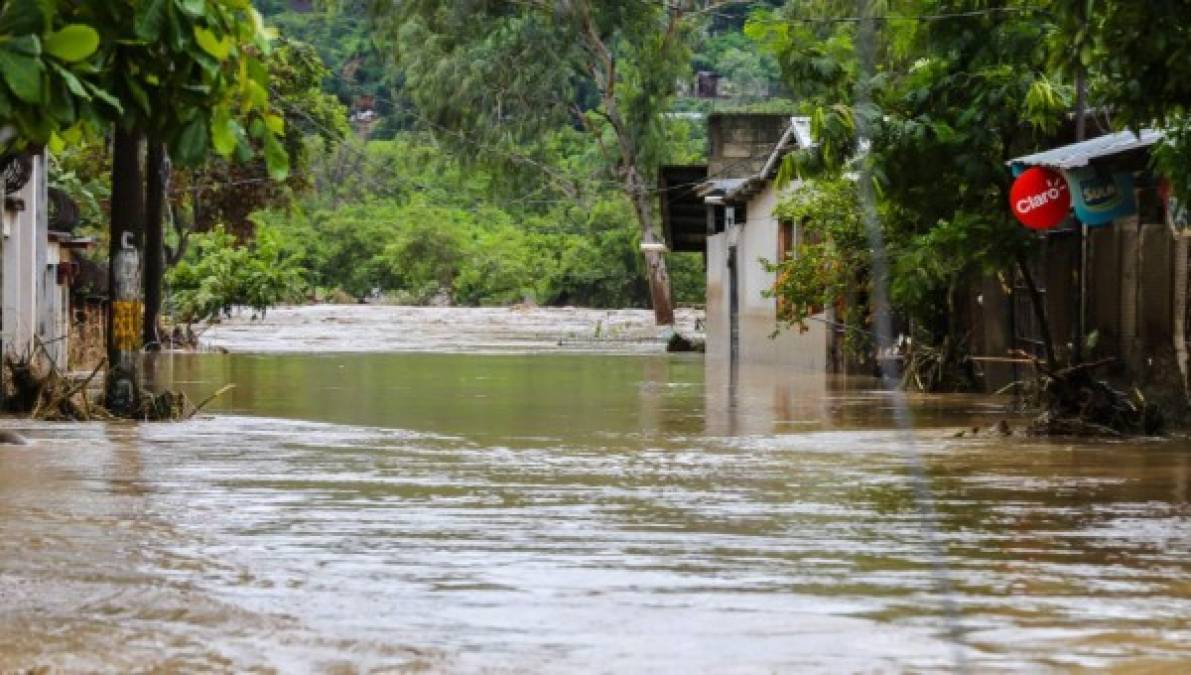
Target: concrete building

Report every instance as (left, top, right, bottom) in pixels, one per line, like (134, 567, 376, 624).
(661, 113, 829, 373)
(1, 150, 94, 371)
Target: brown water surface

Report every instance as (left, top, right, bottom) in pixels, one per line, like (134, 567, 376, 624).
(2, 347, 1190, 673)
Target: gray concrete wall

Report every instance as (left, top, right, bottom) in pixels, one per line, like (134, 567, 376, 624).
(707, 114, 791, 179)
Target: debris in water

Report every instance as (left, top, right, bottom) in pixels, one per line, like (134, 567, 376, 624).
(666, 332, 704, 353)
(0, 430, 29, 445)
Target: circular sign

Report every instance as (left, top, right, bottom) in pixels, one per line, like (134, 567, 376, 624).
(1010, 166, 1071, 230)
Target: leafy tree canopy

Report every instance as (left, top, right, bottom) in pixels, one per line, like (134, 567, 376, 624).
(0, 0, 107, 151)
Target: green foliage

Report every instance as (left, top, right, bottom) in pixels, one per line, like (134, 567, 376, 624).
(693, 29, 780, 99)
(71, 0, 290, 176)
(253, 132, 704, 308)
(765, 178, 868, 356)
(0, 0, 106, 152)
(48, 135, 110, 238)
(166, 224, 306, 324)
(758, 0, 1070, 377)
(367, 0, 704, 319)
(256, 0, 402, 130)
(1074, 1, 1191, 130)
(1154, 119, 1191, 202)
(1064, 1, 1191, 201)
(180, 36, 350, 236)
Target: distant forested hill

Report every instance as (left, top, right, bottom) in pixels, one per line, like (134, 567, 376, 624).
(254, 0, 786, 137)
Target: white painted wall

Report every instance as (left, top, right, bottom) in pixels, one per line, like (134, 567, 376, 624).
(2, 154, 41, 360)
(703, 180, 828, 372)
(2, 152, 70, 369)
(705, 230, 730, 362)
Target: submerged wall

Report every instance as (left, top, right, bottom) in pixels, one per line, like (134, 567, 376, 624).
(704, 182, 827, 373)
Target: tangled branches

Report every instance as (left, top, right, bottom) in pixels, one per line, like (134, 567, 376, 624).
(4, 338, 233, 422)
(1017, 353, 1163, 436)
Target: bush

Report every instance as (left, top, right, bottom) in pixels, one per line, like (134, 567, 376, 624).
(254, 134, 708, 310)
(166, 225, 306, 324)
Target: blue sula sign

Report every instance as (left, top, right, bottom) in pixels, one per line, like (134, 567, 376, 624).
(1063, 166, 1136, 226)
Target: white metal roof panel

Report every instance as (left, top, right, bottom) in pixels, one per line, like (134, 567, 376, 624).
(1008, 129, 1163, 169)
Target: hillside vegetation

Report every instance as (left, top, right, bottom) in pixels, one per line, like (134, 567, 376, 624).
(166, 0, 784, 315)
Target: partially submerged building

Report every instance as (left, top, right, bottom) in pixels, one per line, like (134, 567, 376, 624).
(662, 113, 829, 373)
(661, 114, 1187, 396)
(1, 150, 95, 371)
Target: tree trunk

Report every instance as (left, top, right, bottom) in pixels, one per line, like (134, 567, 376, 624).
(626, 166, 675, 326)
(144, 138, 167, 350)
(106, 129, 146, 415)
(608, 120, 675, 326)
(575, 4, 675, 327)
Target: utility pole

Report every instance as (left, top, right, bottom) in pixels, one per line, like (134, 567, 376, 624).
(1073, 69, 1089, 364)
(105, 130, 145, 415)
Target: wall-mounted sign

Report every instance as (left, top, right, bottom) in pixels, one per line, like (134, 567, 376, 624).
(1010, 166, 1070, 230)
(1065, 166, 1136, 226)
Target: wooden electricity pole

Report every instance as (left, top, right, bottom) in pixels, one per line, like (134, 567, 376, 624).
(105, 130, 145, 415)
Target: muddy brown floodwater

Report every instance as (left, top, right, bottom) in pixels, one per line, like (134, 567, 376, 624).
(2, 306, 1190, 673)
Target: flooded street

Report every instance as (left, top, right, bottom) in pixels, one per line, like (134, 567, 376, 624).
(2, 308, 1191, 672)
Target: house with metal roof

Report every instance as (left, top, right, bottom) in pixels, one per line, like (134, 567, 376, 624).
(661, 113, 835, 374)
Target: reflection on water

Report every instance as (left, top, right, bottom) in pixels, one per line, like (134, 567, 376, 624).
(1, 351, 1190, 672)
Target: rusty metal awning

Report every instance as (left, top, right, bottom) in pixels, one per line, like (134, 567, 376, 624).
(1008, 129, 1163, 170)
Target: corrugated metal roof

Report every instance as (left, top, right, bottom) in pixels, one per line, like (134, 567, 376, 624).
(790, 117, 813, 150)
(1008, 129, 1163, 170)
(698, 116, 814, 204)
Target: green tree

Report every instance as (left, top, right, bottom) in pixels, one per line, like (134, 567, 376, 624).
(0, 0, 108, 152)
(364, 0, 728, 326)
(55, 0, 293, 412)
(757, 0, 1071, 386)
(177, 37, 349, 243)
(167, 224, 305, 325)
(1061, 1, 1191, 199)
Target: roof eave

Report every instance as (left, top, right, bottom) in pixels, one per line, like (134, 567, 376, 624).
(1007, 128, 1164, 170)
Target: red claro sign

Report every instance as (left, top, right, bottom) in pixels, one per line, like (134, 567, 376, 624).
(1010, 166, 1071, 230)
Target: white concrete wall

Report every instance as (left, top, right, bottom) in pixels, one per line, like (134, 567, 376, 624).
(2, 154, 41, 360)
(41, 241, 69, 368)
(2, 152, 69, 369)
(705, 231, 730, 362)
(703, 181, 827, 372)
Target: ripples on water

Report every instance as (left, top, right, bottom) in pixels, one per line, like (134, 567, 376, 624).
(1, 350, 1190, 673)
